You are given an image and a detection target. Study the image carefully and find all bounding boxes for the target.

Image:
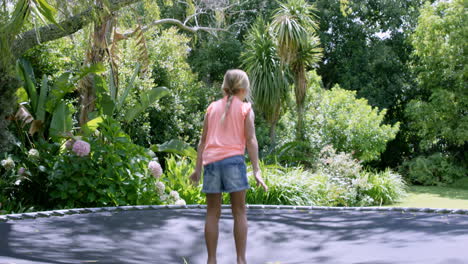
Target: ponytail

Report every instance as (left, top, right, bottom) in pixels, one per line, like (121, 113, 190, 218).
(220, 69, 250, 124)
(220, 95, 234, 123)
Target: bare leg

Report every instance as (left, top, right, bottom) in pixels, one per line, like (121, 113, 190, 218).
(205, 193, 222, 264)
(230, 190, 247, 264)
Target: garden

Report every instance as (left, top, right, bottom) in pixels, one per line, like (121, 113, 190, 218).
(0, 0, 467, 215)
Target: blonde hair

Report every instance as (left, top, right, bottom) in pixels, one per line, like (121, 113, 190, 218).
(220, 69, 251, 123)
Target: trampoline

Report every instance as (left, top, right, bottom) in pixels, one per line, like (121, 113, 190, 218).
(1, 205, 468, 264)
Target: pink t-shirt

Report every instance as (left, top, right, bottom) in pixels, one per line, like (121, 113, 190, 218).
(202, 96, 252, 165)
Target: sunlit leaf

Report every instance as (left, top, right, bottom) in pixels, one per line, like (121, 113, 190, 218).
(151, 139, 197, 159)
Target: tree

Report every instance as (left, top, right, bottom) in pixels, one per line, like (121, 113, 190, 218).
(0, 0, 228, 153)
(242, 17, 289, 149)
(314, 0, 428, 168)
(406, 0, 467, 155)
(271, 0, 322, 140)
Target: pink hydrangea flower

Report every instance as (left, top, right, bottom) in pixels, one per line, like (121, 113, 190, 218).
(72, 140, 91, 157)
(149, 160, 163, 178)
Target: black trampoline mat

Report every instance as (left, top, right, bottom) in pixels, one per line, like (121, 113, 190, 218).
(1, 207, 468, 264)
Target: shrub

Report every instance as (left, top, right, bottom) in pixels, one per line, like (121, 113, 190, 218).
(400, 153, 467, 186)
(246, 163, 314, 205)
(48, 117, 159, 208)
(0, 139, 60, 213)
(247, 146, 407, 207)
(162, 155, 205, 204)
(361, 170, 407, 206)
(309, 85, 400, 161)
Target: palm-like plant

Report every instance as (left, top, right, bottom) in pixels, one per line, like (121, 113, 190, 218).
(242, 17, 289, 149)
(271, 0, 322, 140)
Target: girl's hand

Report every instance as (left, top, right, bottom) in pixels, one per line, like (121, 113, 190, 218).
(254, 171, 268, 192)
(189, 171, 201, 186)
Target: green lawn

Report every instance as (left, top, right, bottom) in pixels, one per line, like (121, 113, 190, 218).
(389, 185, 468, 209)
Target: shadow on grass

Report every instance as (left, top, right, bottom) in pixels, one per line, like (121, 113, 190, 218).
(409, 185, 468, 200)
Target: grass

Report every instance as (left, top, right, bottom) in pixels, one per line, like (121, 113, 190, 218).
(389, 185, 468, 209)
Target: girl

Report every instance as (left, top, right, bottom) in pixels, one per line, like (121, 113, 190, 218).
(190, 69, 268, 264)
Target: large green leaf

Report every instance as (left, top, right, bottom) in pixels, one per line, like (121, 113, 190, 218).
(108, 66, 118, 102)
(81, 116, 104, 135)
(1, 0, 30, 35)
(151, 139, 197, 159)
(33, 0, 59, 27)
(45, 72, 73, 113)
(124, 86, 169, 123)
(117, 63, 141, 111)
(94, 75, 115, 116)
(49, 101, 73, 141)
(36, 74, 49, 121)
(16, 59, 38, 113)
(74, 63, 105, 82)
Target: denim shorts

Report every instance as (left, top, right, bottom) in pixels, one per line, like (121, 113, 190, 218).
(202, 155, 250, 193)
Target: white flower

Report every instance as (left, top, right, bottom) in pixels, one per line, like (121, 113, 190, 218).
(28, 149, 40, 158)
(175, 199, 186, 206)
(155, 181, 165, 195)
(14, 179, 21, 185)
(170, 190, 180, 200)
(160, 194, 168, 201)
(1, 157, 15, 170)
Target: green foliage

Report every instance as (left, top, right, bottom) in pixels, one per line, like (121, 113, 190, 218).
(271, 0, 318, 64)
(246, 163, 314, 205)
(188, 33, 244, 83)
(271, 0, 322, 140)
(0, 139, 59, 213)
(151, 139, 197, 159)
(14, 59, 106, 142)
(263, 140, 319, 167)
(139, 28, 218, 146)
(361, 170, 407, 206)
(242, 16, 289, 144)
(247, 147, 406, 206)
(400, 153, 467, 186)
(48, 117, 158, 208)
(162, 155, 205, 204)
(307, 85, 400, 161)
(406, 0, 467, 150)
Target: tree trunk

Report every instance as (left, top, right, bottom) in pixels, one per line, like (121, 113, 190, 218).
(293, 63, 307, 141)
(0, 65, 19, 154)
(78, 17, 113, 126)
(268, 118, 278, 153)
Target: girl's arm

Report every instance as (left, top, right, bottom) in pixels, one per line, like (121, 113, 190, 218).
(190, 113, 209, 184)
(245, 110, 268, 191)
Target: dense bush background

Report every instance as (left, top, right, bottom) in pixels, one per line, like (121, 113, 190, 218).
(1, 0, 466, 214)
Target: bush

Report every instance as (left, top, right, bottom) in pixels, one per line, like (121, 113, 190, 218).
(361, 170, 407, 206)
(308, 85, 400, 161)
(0, 139, 60, 213)
(247, 146, 407, 207)
(246, 163, 314, 205)
(274, 84, 399, 166)
(162, 155, 205, 204)
(48, 117, 159, 208)
(400, 153, 467, 186)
